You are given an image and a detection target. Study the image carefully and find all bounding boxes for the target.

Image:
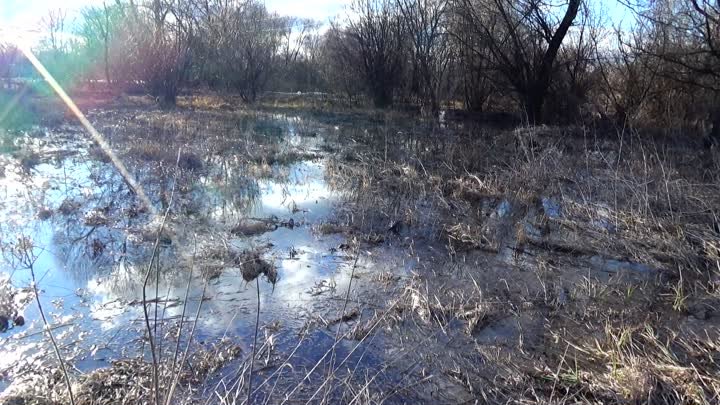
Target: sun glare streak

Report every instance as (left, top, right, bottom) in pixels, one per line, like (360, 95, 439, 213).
(16, 44, 157, 216)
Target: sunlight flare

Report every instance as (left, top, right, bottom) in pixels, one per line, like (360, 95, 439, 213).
(16, 44, 156, 215)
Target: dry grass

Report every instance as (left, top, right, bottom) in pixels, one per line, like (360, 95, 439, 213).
(323, 120, 720, 404)
(0, 340, 243, 405)
(3, 93, 719, 404)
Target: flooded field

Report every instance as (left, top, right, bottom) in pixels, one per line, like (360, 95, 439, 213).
(1, 97, 719, 404)
(0, 103, 427, 404)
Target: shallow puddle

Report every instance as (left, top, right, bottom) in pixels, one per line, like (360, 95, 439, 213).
(0, 115, 396, 396)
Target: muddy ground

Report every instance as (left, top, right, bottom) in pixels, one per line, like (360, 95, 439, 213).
(0, 93, 719, 405)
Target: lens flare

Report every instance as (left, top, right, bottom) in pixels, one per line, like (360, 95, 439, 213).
(16, 44, 156, 215)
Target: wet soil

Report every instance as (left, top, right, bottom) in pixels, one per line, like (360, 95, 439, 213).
(0, 95, 719, 404)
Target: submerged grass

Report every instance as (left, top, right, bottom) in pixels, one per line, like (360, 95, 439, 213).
(2, 94, 720, 404)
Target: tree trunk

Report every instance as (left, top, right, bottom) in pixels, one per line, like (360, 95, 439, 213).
(103, 2, 111, 91)
(523, 84, 546, 124)
(521, 0, 581, 124)
(372, 83, 393, 108)
(104, 39, 111, 90)
(159, 82, 177, 107)
(464, 79, 486, 112)
(701, 106, 720, 177)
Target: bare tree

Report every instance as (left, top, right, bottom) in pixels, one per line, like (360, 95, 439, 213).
(36, 8, 92, 89)
(633, 0, 720, 141)
(321, 29, 366, 100)
(548, 4, 599, 122)
(280, 18, 319, 66)
(0, 44, 21, 79)
(448, 8, 496, 112)
(593, 25, 658, 126)
(41, 9, 68, 54)
(145, 0, 193, 105)
(271, 18, 327, 91)
(299, 27, 328, 90)
(335, 0, 406, 108)
(397, 0, 452, 114)
(194, 0, 283, 102)
(456, 0, 582, 123)
(79, 2, 125, 88)
(89, 0, 194, 105)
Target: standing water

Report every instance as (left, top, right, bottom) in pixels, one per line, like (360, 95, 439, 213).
(0, 115, 403, 401)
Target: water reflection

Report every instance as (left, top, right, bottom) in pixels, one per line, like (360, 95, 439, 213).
(0, 115, 368, 392)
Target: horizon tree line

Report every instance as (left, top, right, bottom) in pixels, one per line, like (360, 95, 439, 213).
(0, 0, 719, 141)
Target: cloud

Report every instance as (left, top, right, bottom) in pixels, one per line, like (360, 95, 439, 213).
(0, 0, 350, 45)
(1, 0, 107, 46)
(265, 0, 351, 21)
(1, 0, 106, 29)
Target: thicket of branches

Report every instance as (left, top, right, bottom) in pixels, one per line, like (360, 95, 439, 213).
(1, 0, 720, 135)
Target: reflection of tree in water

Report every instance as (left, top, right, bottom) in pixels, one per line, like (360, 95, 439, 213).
(52, 222, 158, 290)
(196, 160, 262, 222)
(219, 174, 261, 217)
(252, 120, 285, 138)
(235, 115, 287, 140)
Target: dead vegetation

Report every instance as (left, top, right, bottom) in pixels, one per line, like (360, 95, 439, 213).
(324, 120, 720, 404)
(231, 218, 277, 236)
(239, 251, 277, 285)
(2, 97, 719, 404)
(0, 339, 242, 405)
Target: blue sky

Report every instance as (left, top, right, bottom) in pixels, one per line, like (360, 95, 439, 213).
(0, 0, 631, 43)
(0, 0, 350, 45)
(0, 0, 348, 31)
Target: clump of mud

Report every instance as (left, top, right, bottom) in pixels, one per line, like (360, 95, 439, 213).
(177, 152, 204, 171)
(0, 367, 69, 405)
(239, 252, 277, 285)
(0, 277, 31, 333)
(36, 208, 53, 221)
(195, 243, 281, 281)
(127, 220, 174, 245)
(314, 222, 349, 235)
(83, 209, 110, 226)
(231, 218, 277, 236)
(15, 150, 40, 172)
(0, 279, 15, 317)
(57, 199, 81, 215)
